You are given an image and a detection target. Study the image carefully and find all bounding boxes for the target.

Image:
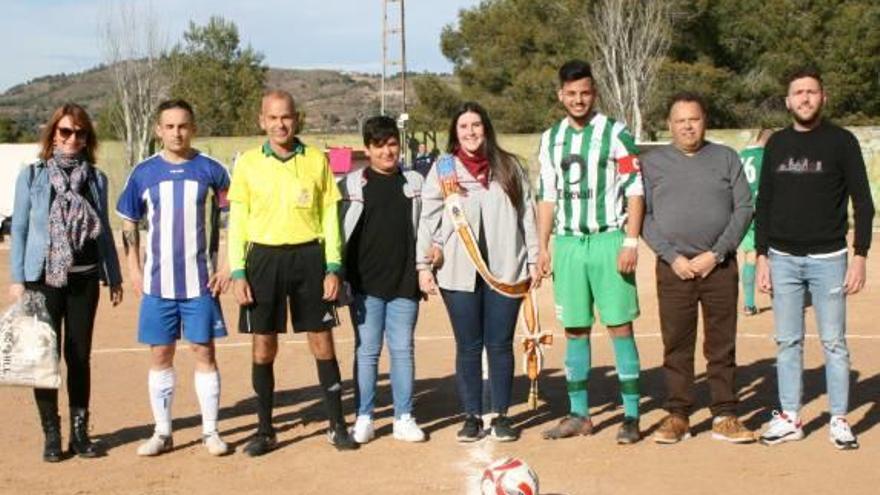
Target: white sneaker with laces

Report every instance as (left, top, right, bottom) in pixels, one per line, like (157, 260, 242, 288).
(759, 410, 804, 445)
(351, 415, 375, 444)
(203, 431, 229, 456)
(137, 433, 173, 456)
(393, 414, 426, 442)
(829, 416, 859, 450)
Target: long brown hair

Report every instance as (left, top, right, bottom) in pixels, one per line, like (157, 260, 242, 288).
(38, 103, 98, 163)
(447, 101, 523, 210)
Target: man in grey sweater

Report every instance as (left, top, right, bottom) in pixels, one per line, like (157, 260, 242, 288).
(641, 92, 754, 444)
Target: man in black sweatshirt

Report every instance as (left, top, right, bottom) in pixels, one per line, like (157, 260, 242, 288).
(756, 68, 875, 450)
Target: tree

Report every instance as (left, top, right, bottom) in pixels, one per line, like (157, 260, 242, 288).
(409, 75, 462, 132)
(100, 2, 169, 167)
(165, 17, 267, 136)
(817, 1, 880, 123)
(440, 0, 588, 132)
(670, 0, 880, 126)
(441, 0, 880, 132)
(563, 0, 676, 140)
(0, 117, 22, 143)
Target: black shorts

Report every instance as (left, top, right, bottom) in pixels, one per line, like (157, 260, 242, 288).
(239, 242, 338, 334)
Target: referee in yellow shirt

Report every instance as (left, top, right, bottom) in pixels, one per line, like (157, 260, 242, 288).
(228, 90, 357, 455)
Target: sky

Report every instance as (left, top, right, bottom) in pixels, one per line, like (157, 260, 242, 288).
(0, 0, 481, 92)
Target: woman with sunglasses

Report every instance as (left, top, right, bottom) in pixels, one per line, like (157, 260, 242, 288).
(9, 103, 123, 462)
(417, 102, 540, 442)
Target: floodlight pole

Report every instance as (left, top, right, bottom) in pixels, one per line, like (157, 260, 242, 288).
(381, 0, 409, 166)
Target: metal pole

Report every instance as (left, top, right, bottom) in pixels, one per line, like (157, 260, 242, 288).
(400, 0, 407, 114)
(400, 0, 409, 167)
(381, 0, 387, 116)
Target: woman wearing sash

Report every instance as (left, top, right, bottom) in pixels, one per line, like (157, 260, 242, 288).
(417, 102, 539, 442)
(8, 104, 123, 461)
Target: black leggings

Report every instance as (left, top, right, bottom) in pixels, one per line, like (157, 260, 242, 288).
(26, 273, 100, 413)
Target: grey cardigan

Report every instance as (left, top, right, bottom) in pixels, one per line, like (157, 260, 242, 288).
(416, 156, 539, 291)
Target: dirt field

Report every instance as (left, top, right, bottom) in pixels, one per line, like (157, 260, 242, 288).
(1, 239, 879, 495)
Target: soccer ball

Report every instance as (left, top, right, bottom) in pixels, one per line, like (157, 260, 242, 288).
(480, 457, 539, 495)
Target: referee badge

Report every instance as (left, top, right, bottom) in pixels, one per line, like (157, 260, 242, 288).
(296, 188, 312, 207)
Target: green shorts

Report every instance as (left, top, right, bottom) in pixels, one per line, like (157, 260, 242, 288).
(552, 231, 639, 328)
(739, 224, 755, 252)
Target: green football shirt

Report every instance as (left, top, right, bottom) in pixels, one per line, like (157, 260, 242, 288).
(537, 113, 643, 236)
(739, 145, 764, 205)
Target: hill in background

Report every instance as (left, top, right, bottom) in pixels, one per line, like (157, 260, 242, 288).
(0, 65, 448, 135)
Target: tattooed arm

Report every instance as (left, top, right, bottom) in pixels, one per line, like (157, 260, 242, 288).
(122, 220, 143, 296)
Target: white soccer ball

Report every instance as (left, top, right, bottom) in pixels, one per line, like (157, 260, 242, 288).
(480, 457, 539, 495)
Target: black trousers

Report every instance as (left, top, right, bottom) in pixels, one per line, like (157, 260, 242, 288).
(26, 273, 100, 412)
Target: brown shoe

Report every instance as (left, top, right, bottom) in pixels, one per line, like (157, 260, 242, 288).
(711, 415, 756, 444)
(542, 415, 593, 440)
(653, 414, 690, 444)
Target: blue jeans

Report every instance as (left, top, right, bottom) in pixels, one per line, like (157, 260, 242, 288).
(350, 294, 419, 419)
(441, 280, 522, 416)
(769, 252, 850, 416)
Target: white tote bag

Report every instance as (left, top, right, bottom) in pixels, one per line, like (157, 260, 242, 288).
(0, 291, 61, 389)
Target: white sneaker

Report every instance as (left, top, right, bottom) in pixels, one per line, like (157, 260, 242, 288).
(137, 433, 173, 456)
(393, 414, 426, 443)
(202, 431, 229, 456)
(829, 416, 859, 450)
(759, 410, 804, 445)
(350, 415, 375, 444)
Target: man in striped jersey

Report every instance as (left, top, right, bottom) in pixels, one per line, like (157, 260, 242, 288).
(738, 128, 772, 316)
(118, 99, 231, 457)
(537, 60, 645, 444)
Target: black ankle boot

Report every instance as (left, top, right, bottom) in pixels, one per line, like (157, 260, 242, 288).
(39, 412, 63, 463)
(69, 408, 102, 458)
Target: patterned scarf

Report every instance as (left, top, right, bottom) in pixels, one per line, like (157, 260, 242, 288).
(44, 151, 102, 287)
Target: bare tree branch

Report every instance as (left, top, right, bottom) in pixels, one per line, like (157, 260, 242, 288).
(566, 0, 674, 140)
(100, 1, 171, 167)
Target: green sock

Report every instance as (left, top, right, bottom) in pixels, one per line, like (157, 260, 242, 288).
(742, 262, 756, 308)
(612, 335, 640, 419)
(565, 337, 590, 418)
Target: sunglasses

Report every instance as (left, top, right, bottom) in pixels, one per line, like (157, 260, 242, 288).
(57, 127, 88, 141)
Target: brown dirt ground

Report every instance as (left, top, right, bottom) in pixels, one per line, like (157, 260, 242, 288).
(1, 239, 879, 495)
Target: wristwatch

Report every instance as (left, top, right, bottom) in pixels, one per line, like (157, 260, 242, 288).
(712, 251, 725, 264)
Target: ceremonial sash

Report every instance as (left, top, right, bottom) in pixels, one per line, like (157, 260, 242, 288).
(435, 155, 552, 409)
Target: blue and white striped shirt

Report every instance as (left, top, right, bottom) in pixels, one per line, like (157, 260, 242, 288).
(117, 153, 230, 299)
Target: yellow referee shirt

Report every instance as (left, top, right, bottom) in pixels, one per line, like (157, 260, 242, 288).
(228, 140, 342, 277)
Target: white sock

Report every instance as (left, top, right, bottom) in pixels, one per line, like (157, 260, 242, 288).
(148, 368, 175, 436)
(195, 370, 221, 435)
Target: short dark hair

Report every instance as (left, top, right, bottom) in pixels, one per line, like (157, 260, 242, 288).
(558, 59, 593, 86)
(666, 91, 708, 118)
(786, 67, 823, 90)
(156, 99, 195, 122)
(362, 115, 399, 147)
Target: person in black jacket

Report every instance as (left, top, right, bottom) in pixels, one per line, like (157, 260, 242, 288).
(755, 68, 875, 450)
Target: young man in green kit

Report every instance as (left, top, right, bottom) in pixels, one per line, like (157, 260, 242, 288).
(738, 128, 772, 316)
(536, 60, 645, 444)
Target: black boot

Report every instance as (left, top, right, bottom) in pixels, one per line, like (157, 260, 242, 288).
(69, 408, 102, 458)
(38, 411, 63, 463)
